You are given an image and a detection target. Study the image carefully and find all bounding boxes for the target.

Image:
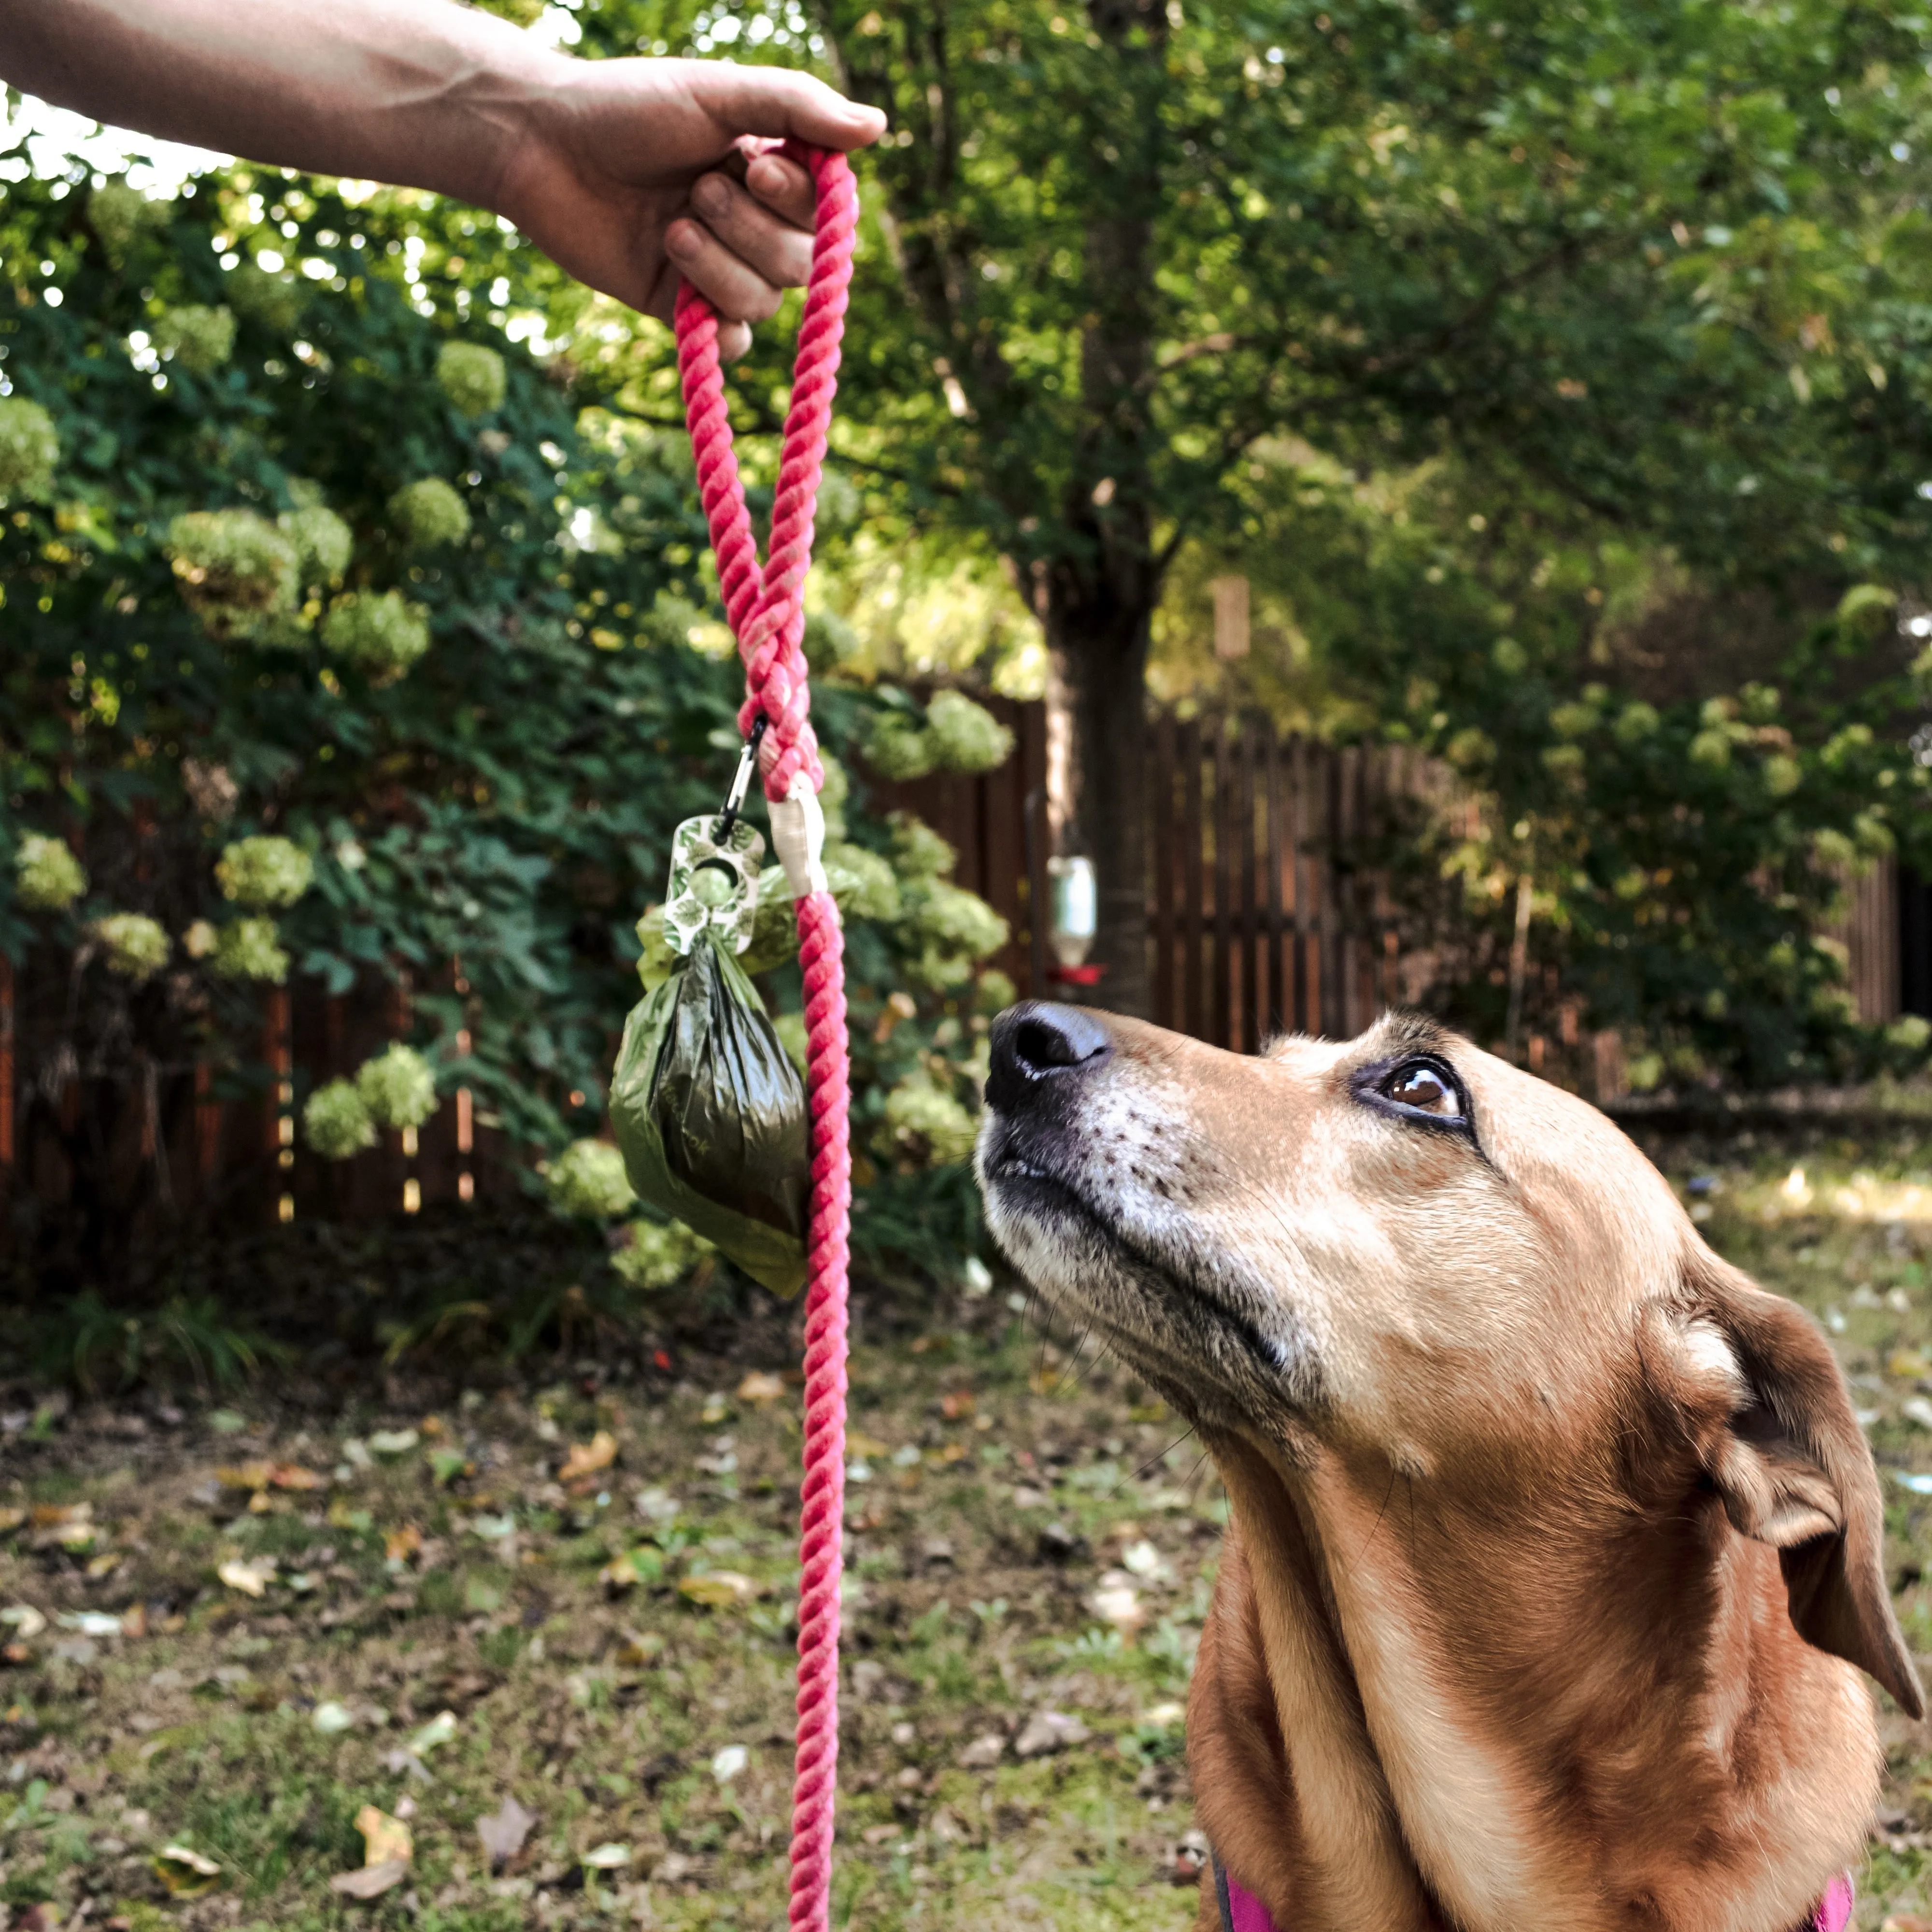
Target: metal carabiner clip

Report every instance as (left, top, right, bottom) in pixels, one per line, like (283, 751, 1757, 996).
(713, 714, 770, 846)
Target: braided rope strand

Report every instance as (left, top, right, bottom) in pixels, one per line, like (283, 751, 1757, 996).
(675, 142, 856, 1932)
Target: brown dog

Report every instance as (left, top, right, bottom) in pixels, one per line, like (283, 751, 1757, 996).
(977, 1003, 1923, 1932)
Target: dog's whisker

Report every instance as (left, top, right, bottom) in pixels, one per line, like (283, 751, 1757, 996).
(1118, 1423, 1201, 1499)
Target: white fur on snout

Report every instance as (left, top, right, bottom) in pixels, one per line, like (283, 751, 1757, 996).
(978, 1076, 1316, 1402)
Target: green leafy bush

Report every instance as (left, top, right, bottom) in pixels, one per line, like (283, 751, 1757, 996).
(436, 340, 505, 416)
(280, 504, 352, 584)
(1, 157, 1001, 1294)
(93, 913, 170, 979)
(884, 1074, 979, 1163)
(303, 1080, 377, 1160)
(14, 833, 85, 911)
(861, 709, 936, 781)
(211, 916, 289, 983)
(925, 690, 1014, 773)
(611, 1217, 711, 1290)
(388, 477, 472, 549)
(167, 510, 299, 638)
(545, 1138, 636, 1220)
(88, 181, 170, 264)
(154, 304, 235, 374)
(226, 264, 303, 332)
(215, 836, 313, 909)
(355, 1044, 439, 1132)
(0, 397, 59, 501)
(321, 590, 430, 679)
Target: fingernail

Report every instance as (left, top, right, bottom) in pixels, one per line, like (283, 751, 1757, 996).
(666, 220, 699, 258)
(694, 175, 730, 216)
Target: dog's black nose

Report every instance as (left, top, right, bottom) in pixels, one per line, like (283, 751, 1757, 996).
(986, 1001, 1112, 1111)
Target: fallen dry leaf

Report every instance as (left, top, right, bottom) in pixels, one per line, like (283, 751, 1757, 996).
(30, 1502, 90, 1529)
(940, 1391, 976, 1420)
(846, 1430, 889, 1458)
(0, 1508, 24, 1534)
(736, 1372, 785, 1404)
(270, 1462, 327, 1491)
(329, 1859, 409, 1900)
(216, 1461, 273, 1492)
(407, 1710, 458, 1755)
(560, 1430, 617, 1482)
(384, 1524, 423, 1564)
(1013, 1709, 1090, 1758)
(216, 1556, 276, 1598)
(476, 1794, 535, 1871)
(678, 1571, 755, 1608)
(153, 1843, 223, 1897)
(0, 1605, 47, 1639)
(1090, 1580, 1146, 1637)
(615, 1630, 665, 1667)
(354, 1804, 413, 1869)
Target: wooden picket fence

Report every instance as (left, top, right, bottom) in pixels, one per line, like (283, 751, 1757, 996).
(1, 697, 1909, 1243)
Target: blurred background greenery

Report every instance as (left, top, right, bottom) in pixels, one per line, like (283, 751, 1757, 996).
(13, 0, 1932, 1375)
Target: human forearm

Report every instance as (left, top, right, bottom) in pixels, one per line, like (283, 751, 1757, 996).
(0, 0, 884, 348)
(0, 0, 554, 209)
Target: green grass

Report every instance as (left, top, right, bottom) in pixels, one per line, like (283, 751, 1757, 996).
(0, 1313, 1207, 1930)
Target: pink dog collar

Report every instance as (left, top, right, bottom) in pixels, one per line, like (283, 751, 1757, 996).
(1214, 1857, 1854, 1931)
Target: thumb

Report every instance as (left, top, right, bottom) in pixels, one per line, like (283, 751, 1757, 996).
(696, 62, 888, 152)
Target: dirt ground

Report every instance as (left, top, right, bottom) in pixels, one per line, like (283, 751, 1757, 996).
(5, 1124, 1932, 1930)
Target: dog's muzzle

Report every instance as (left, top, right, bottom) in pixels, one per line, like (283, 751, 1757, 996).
(985, 1000, 1113, 1116)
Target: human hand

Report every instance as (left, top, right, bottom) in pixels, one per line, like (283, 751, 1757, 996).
(494, 57, 884, 359)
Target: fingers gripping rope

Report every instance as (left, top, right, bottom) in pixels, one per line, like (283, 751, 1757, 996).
(675, 142, 856, 1932)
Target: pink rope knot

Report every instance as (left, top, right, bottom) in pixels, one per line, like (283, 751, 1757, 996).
(675, 139, 856, 1932)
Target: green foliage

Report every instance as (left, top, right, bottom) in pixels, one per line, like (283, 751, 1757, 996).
(320, 589, 431, 679)
(610, 1216, 712, 1288)
(435, 340, 506, 416)
(30, 1289, 279, 1393)
(564, 0, 1932, 1081)
(0, 396, 58, 501)
(302, 1080, 377, 1160)
(13, 833, 84, 911)
(860, 707, 936, 781)
(166, 509, 299, 639)
(1, 150, 1006, 1288)
(355, 1044, 439, 1132)
(883, 1073, 979, 1163)
(87, 181, 170, 265)
(545, 1137, 637, 1220)
(92, 913, 170, 979)
(210, 916, 288, 983)
(215, 835, 313, 909)
(388, 476, 473, 549)
(154, 304, 235, 374)
(225, 263, 303, 333)
(857, 691, 1009, 780)
(278, 503, 351, 584)
(925, 690, 1014, 774)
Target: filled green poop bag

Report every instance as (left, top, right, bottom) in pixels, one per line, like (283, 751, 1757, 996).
(611, 813, 810, 1297)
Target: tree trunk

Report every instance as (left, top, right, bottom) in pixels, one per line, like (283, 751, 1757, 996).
(1045, 584, 1153, 1018)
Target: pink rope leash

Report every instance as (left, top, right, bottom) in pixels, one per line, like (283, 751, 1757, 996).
(675, 141, 856, 1932)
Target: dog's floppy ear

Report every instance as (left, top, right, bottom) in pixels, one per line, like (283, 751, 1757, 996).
(1643, 1245, 1923, 1719)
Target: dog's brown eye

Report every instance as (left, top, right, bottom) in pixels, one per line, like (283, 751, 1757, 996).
(1381, 1061, 1461, 1119)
